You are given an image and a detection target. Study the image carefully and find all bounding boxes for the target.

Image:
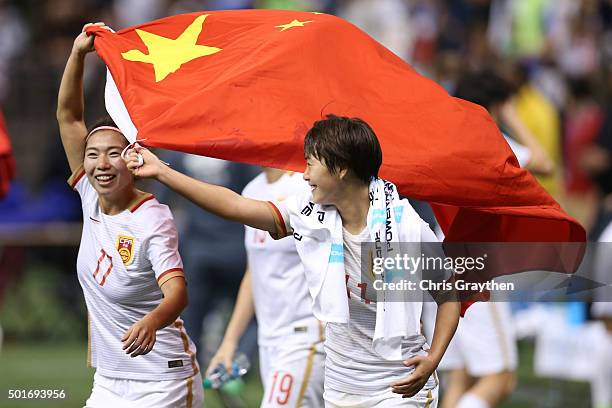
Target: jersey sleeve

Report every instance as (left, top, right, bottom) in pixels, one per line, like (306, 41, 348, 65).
(145, 206, 185, 287)
(67, 165, 97, 205)
(267, 199, 292, 240)
(503, 134, 532, 168)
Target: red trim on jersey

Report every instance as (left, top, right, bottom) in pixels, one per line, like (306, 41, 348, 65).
(129, 194, 155, 212)
(267, 201, 287, 238)
(68, 167, 86, 189)
(99, 258, 113, 286)
(157, 268, 184, 285)
(93, 250, 106, 279)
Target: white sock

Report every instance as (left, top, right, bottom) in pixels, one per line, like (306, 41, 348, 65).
(456, 393, 490, 408)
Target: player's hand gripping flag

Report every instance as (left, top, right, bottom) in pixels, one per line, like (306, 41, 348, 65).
(88, 10, 585, 282)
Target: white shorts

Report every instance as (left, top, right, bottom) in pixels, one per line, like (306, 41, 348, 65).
(324, 384, 438, 408)
(592, 301, 612, 319)
(438, 302, 517, 376)
(84, 370, 203, 408)
(259, 337, 325, 407)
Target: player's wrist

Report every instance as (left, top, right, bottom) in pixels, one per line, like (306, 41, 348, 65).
(142, 312, 163, 331)
(425, 350, 443, 366)
(220, 337, 239, 350)
(157, 162, 173, 182)
(70, 47, 89, 59)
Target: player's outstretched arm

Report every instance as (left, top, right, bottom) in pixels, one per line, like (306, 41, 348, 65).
(122, 276, 188, 358)
(391, 299, 460, 398)
(206, 266, 255, 375)
(125, 146, 278, 235)
(56, 23, 109, 173)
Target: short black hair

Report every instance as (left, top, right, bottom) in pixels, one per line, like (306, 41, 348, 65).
(304, 114, 382, 184)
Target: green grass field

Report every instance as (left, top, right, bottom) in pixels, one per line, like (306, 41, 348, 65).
(0, 342, 265, 408)
(0, 341, 590, 408)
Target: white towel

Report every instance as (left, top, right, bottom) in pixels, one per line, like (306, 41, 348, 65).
(284, 178, 424, 360)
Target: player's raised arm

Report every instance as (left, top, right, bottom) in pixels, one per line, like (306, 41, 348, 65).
(125, 146, 279, 235)
(56, 23, 108, 173)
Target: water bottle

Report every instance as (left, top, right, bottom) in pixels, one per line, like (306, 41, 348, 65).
(203, 352, 250, 389)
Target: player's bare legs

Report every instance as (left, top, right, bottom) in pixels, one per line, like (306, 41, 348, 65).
(440, 369, 473, 408)
(467, 371, 516, 407)
(448, 370, 516, 408)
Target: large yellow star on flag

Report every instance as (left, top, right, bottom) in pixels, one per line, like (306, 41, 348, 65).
(275, 19, 313, 32)
(121, 15, 221, 82)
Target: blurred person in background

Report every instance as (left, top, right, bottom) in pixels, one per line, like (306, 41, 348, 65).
(581, 68, 612, 239)
(435, 70, 534, 408)
(453, 68, 553, 175)
(338, 0, 414, 62)
(557, 0, 602, 80)
(591, 222, 612, 408)
(510, 63, 564, 202)
(0, 0, 27, 103)
(112, 0, 167, 28)
(57, 24, 202, 407)
(563, 77, 604, 232)
(207, 168, 325, 407)
(154, 152, 259, 370)
(582, 67, 612, 408)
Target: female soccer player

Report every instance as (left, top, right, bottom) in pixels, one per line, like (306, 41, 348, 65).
(126, 115, 460, 407)
(207, 168, 325, 407)
(57, 24, 202, 407)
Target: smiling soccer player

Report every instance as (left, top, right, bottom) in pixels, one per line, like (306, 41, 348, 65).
(126, 114, 460, 407)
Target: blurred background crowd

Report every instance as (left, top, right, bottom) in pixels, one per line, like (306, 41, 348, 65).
(0, 1, 611, 407)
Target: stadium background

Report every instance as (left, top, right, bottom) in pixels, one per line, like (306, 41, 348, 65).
(0, 0, 611, 407)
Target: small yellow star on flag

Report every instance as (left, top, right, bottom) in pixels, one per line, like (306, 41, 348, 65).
(275, 19, 314, 32)
(122, 14, 221, 82)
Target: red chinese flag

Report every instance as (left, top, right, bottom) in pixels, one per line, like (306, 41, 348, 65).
(89, 10, 585, 272)
(0, 110, 15, 199)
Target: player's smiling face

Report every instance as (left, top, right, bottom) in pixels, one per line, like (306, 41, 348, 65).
(84, 130, 133, 197)
(303, 155, 341, 205)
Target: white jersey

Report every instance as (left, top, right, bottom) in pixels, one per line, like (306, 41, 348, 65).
(69, 167, 198, 381)
(324, 226, 437, 395)
(242, 172, 320, 346)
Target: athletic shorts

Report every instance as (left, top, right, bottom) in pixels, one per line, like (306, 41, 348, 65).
(438, 301, 517, 376)
(324, 384, 438, 408)
(84, 370, 203, 408)
(259, 336, 325, 407)
(593, 302, 612, 319)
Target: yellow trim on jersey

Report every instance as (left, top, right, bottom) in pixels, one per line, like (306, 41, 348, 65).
(424, 389, 433, 408)
(317, 320, 325, 342)
(128, 192, 155, 212)
(295, 322, 324, 407)
(295, 345, 317, 407)
(185, 375, 193, 408)
(67, 165, 86, 189)
(158, 268, 185, 287)
(267, 201, 288, 239)
(175, 321, 199, 376)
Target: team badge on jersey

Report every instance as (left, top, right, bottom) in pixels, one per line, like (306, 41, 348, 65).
(117, 235, 135, 265)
